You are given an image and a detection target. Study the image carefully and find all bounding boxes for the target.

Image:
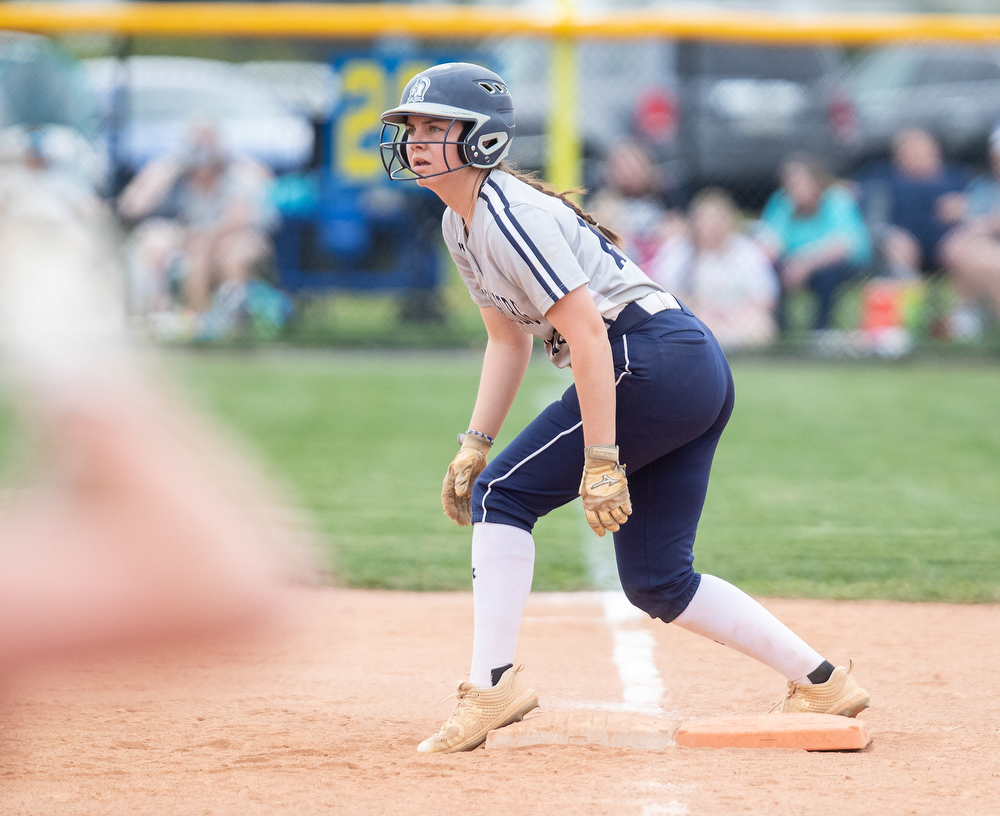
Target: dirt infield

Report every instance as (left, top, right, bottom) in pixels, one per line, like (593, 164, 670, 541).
(3, 588, 999, 815)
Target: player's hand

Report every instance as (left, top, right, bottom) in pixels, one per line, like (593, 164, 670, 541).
(442, 433, 492, 526)
(579, 444, 631, 537)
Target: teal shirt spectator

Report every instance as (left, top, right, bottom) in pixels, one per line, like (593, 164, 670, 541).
(760, 185, 872, 267)
(963, 173, 1000, 219)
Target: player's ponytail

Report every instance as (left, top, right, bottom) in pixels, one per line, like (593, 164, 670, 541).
(496, 161, 625, 250)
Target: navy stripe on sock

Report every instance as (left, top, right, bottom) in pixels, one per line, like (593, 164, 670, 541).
(808, 660, 835, 685)
(491, 663, 514, 687)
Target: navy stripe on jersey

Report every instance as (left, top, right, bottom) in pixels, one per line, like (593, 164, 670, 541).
(483, 178, 571, 298)
(479, 192, 560, 302)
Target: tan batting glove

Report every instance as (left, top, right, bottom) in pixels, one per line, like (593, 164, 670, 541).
(442, 433, 492, 526)
(579, 444, 632, 537)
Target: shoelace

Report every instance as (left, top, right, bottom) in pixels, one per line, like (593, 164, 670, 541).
(431, 684, 480, 737)
(433, 664, 527, 732)
(440, 683, 476, 704)
(768, 682, 799, 714)
(769, 661, 853, 713)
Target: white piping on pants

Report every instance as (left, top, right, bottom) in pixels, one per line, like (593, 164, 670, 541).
(479, 333, 632, 523)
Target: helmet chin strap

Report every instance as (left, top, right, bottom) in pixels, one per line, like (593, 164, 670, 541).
(387, 145, 476, 181)
(455, 167, 490, 225)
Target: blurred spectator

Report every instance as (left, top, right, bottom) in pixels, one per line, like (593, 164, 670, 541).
(648, 188, 778, 349)
(588, 140, 683, 269)
(853, 128, 971, 279)
(758, 154, 872, 333)
(938, 125, 1000, 339)
(118, 119, 279, 319)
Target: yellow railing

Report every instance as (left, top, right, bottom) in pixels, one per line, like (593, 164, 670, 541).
(5, 3, 999, 190)
(2, 3, 1000, 44)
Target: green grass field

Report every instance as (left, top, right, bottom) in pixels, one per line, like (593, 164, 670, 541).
(154, 350, 1000, 603)
(2, 348, 974, 600)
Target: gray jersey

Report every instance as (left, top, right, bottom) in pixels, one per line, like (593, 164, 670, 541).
(443, 169, 665, 367)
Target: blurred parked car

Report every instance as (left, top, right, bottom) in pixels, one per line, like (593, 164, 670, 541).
(841, 44, 1000, 168)
(497, 39, 855, 203)
(673, 43, 855, 195)
(0, 30, 105, 191)
(239, 60, 340, 123)
(83, 56, 315, 179)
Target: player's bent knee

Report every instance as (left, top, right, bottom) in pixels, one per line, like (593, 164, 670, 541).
(623, 570, 700, 623)
(470, 464, 550, 531)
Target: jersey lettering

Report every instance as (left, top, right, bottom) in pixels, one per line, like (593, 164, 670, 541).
(579, 217, 627, 271)
(482, 288, 541, 326)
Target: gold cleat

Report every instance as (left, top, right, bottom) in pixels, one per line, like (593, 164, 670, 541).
(771, 660, 870, 718)
(417, 664, 539, 753)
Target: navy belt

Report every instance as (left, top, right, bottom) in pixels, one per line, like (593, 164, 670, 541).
(607, 292, 680, 340)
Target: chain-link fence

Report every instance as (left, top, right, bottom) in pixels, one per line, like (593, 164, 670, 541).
(4, 6, 1000, 355)
(485, 35, 1000, 358)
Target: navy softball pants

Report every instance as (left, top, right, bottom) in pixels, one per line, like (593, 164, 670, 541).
(470, 303, 735, 623)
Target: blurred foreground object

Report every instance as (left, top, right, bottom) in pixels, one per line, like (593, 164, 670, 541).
(0, 30, 98, 139)
(0, 155, 321, 674)
(0, 123, 105, 203)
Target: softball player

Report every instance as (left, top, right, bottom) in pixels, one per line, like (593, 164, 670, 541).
(380, 62, 869, 754)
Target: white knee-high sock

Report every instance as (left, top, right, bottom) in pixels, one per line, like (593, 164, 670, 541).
(673, 574, 825, 682)
(469, 522, 535, 689)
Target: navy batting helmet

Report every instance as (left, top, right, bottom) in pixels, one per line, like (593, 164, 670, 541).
(380, 62, 514, 180)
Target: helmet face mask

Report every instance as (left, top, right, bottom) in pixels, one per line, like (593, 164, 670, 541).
(380, 63, 514, 181)
(380, 116, 475, 181)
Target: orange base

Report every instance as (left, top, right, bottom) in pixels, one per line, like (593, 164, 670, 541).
(674, 713, 871, 751)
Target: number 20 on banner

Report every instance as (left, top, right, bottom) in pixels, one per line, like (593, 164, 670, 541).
(333, 57, 433, 183)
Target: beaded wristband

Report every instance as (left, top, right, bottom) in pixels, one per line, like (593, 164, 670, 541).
(463, 428, 495, 446)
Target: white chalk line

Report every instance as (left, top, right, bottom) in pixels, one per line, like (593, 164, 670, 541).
(601, 588, 664, 715)
(533, 371, 691, 816)
(642, 803, 690, 816)
(636, 782, 696, 816)
(533, 372, 667, 716)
